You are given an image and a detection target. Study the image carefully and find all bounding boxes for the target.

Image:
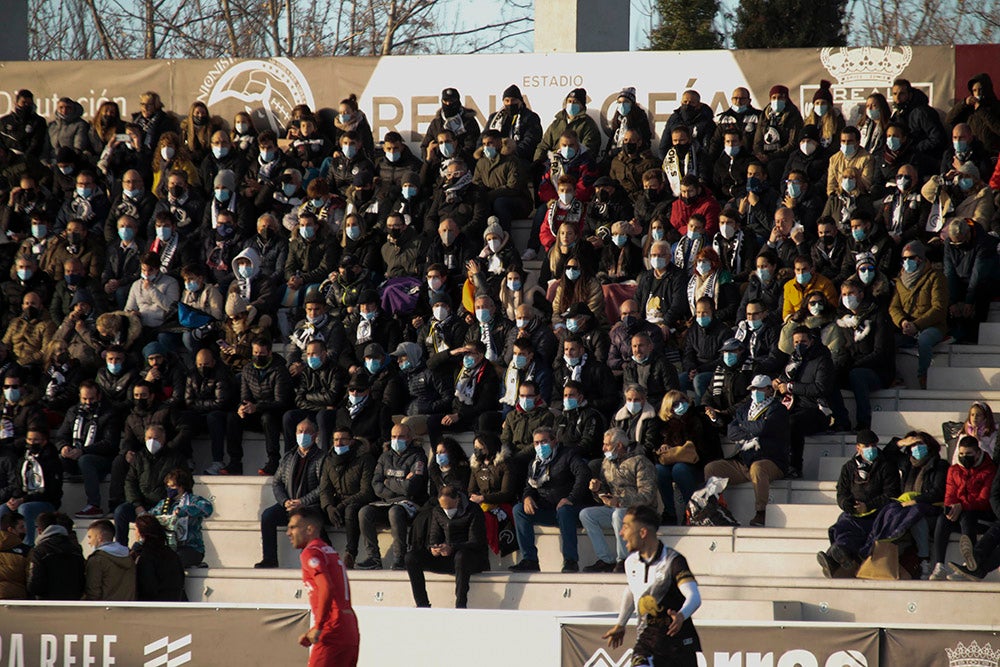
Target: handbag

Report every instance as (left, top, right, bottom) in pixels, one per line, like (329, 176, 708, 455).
(658, 440, 699, 466)
(856, 539, 911, 580)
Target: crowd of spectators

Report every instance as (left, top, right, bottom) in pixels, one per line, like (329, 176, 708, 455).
(0, 72, 999, 598)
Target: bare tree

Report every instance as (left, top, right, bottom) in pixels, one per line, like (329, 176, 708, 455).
(28, 0, 533, 60)
(850, 0, 1000, 46)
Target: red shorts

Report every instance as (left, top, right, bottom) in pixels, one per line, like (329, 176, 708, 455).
(308, 641, 359, 667)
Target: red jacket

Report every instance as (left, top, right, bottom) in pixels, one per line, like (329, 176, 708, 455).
(538, 158, 599, 204)
(944, 456, 997, 511)
(991, 157, 1000, 191)
(669, 192, 721, 236)
(539, 200, 587, 252)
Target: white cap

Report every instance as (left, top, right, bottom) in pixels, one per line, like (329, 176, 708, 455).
(747, 374, 772, 390)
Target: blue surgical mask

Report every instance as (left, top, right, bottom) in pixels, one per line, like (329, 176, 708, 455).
(515, 318, 529, 329)
(696, 315, 712, 328)
(513, 354, 528, 370)
(261, 149, 276, 162)
(859, 268, 875, 284)
(348, 393, 365, 405)
(439, 142, 455, 158)
(756, 267, 772, 282)
(238, 265, 253, 279)
(958, 177, 974, 191)
(732, 103, 747, 114)
(338, 113, 351, 124)
(436, 452, 450, 467)
(475, 309, 491, 324)
(391, 438, 407, 454)
(361, 310, 377, 321)
(296, 432, 314, 448)
(695, 261, 711, 277)
(626, 400, 642, 415)
(771, 99, 786, 113)
(902, 258, 919, 274)
(507, 280, 522, 292)
(751, 389, 767, 403)
(155, 226, 172, 241)
(385, 150, 401, 163)
(402, 186, 418, 200)
(306, 355, 322, 370)
(852, 228, 866, 242)
(118, 227, 135, 242)
(565, 103, 582, 117)
(786, 182, 803, 198)
(861, 446, 878, 463)
(841, 143, 857, 158)
(886, 136, 902, 151)
(282, 183, 297, 197)
(954, 139, 969, 153)
(3, 388, 20, 403)
(723, 352, 739, 367)
(483, 146, 498, 159)
(299, 225, 316, 240)
(76, 187, 94, 199)
(212, 146, 229, 159)
(346, 225, 361, 240)
(564, 354, 581, 368)
(842, 295, 860, 311)
(31, 224, 46, 239)
(651, 228, 665, 242)
(565, 267, 581, 281)
(107, 361, 123, 375)
(674, 402, 689, 416)
(748, 318, 763, 331)
(364, 358, 381, 374)
(612, 235, 628, 247)
(124, 188, 142, 200)
(619, 101, 633, 116)
(724, 145, 741, 157)
(518, 396, 535, 411)
(311, 198, 324, 209)
(842, 178, 856, 193)
(342, 144, 358, 159)
(462, 355, 477, 370)
(334, 445, 351, 456)
(399, 360, 413, 372)
(215, 188, 231, 202)
(566, 318, 580, 333)
(185, 281, 200, 292)
(604, 450, 617, 461)
(910, 444, 928, 461)
(814, 103, 829, 117)
(559, 145, 577, 160)
(535, 442, 553, 460)
(563, 397, 579, 411)
(650, 256, 667, 271)
(796, 271, 812, 285)
(866, 108, 881, 121)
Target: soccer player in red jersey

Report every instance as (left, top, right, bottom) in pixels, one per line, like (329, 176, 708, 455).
(287, 507, 360, 667)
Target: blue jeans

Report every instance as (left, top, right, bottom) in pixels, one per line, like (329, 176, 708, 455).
(78, 454, 113, 509)
(656, 462, 702, 520)
(848, 367, 884, 430)
(578, 505, 628, 563)
(896, 327, 945, 378)
(0, 501, 54, 546)
(513, 501, 580, 562)
(679, 371, 714, 404)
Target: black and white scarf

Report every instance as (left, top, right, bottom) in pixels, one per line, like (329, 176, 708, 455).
(674, 236, 703, 272)
(442, 109, 469, 137)
(21, 452, 44, 494)
(686, 270, 718, 315)
(488, 109, 526, 144)
(662, 147, 697, 197)
(713, 232, 745, 276)
(444, 171, 473, 204)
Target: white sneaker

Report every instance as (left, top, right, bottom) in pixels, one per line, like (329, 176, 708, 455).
(203, 461, 225, 475)
(928, 563, 950, 580)
(520, 248, 537, 261)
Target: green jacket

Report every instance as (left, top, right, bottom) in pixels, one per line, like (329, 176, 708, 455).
(535, 111, 602, 161)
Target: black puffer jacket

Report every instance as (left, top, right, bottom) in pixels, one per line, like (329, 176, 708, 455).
(240, 356, 293, 410)
(424, 183, 489, 239)
(836, 302, 895, 387)
(401, 362, 452, 416)
(836, 452, 901, 513)
(683, 319, 731, 374)
(183, 366, 236, 413)
(890, 88, 946, 158)
(426, 496, 488, 560)
(26, 527, 85, 600)
(779, 341, 838, 411)
(294, 361, 349, 411)
(946, 73, 1000, 154)
(468, 447, 516, 505)
(124, 446, 187, 509)
(319, 449, 376, 524)
(272, 446, 326, 507)
(55, 403, 121, 458)
(623, 353, 680, 408)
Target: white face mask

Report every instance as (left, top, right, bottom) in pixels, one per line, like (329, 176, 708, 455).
(487, 238, 502, 252)
(719, 223, 736, 239)
(145, 438, 162, 455)
(443, 507, 458, 519)
(558, 192, 573, 206)
(800, 140, 817, 156)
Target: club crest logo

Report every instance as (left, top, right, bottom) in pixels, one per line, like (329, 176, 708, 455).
(201, 57, 316, 133)
(946, 641, 1000, 667)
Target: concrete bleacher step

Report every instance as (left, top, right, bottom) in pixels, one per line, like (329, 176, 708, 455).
(183, 566, 1000, 625)
(871, 411, 958, 438)
(927, 366, 1000, 391)
(764, 503, 841, 528)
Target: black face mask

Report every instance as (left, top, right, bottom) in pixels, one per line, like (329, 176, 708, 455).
(644, 187, 659, 200)
(169, 185, 185, 199)
(958, 454, 978, 468)
(253, 354, 270, 367)
(22, 306, 39, 320)
(674, 143, 690, 156)
(441, 102, 460, 116)
(67, 232, 82, 246)
(504, 103, 520, 115)
(821, 235, 836, 247)
(596, 190, 610, 203)
(387, 228, 403, 240)
(623, 143, 639, 156)
(135, 398, 153, 411)
(192, 115, 207, 126)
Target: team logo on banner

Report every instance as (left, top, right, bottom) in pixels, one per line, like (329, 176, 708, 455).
(583, 648, 633, 667)
(202, 57, 316, 133)
(143, 634, 192, 667)
(946, 641, 1000, 667)
(801, 46, 927, 120)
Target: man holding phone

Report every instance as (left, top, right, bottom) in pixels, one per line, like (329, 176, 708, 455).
(404, 485, 489, 609)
